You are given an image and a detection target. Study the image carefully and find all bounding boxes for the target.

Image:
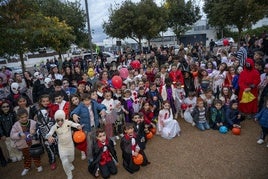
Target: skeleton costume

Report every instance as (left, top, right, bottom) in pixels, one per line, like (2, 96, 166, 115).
(36, 109, 58, 166)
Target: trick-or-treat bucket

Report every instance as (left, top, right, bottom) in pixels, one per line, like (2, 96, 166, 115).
(29, 144, 44, 157)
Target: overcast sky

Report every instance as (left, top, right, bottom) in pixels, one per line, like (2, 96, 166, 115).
(72, 0, 163, 43)
(71, 0, 204, 43)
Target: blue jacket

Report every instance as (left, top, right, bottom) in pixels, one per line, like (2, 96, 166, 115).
(255, 107, 268, 128)
(70, 100, 106, 132)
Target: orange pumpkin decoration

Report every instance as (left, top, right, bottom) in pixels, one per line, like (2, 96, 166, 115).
(133, 153, 143, 165)
(146, 131, 153, 139)
(232, 127, 241, 135)
(73, 130, 86, 143)
(150, 128, 156, 135)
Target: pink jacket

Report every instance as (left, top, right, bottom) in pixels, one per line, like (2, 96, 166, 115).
(10, 119, 37, 149)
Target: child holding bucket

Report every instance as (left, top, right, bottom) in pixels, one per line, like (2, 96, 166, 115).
(46, 110, 82, 179)
(10, 108, 43, 176)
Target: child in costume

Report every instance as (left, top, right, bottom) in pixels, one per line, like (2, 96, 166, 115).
(88, 128, 118, 178)
(132, 113, 150, 166)
(10, 108, 43, 176)
(157, 101, 181, 139)
(120, 123, 142, 173)
(35, 94, 58, 170)
(46, 110, 82, 179)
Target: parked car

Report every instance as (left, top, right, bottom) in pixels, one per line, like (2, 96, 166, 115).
(215, 37, 234, 46)
(8, 66, 23, 74)
(83, 51, 117, 64)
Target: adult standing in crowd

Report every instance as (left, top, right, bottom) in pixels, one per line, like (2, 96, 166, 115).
(238, 58, 260, 118)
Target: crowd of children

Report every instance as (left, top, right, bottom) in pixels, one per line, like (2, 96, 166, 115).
(0, 41, 268, 178)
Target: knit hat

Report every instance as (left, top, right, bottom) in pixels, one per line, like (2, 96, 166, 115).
(54, 110, 66, 120)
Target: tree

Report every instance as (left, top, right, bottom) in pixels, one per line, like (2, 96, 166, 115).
(203, 0, 268, 41)
(0, 0, 75, 71)
(103, 0, 167, 51)
(36, 0, 87, 47)
(165, 0, 201, 39)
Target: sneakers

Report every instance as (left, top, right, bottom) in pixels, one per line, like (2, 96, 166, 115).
(81, 151, 86, 160)
(120, 133, 124, 138)
(115, 135, 120, 140)
(37, 166, 43, 172)
(257, 139, 264, 144)
(21, 168, 29, 176)
(17, 156, 23, 161)
(112, 139, 116, 146)
(70, 164, 75, 171)
(67, 173, 73, 179)
(50, 163, 57, 170)
(11, 157, 17, 163)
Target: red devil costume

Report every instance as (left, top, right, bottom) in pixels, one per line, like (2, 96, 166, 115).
(238, 58, 260, 114)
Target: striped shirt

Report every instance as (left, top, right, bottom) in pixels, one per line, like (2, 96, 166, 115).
(237, 46, 247, 67)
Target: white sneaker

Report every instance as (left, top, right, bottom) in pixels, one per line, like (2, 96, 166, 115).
(37, 166, 43, 172)
(81, 151, 86, 160)
(21, 168, 29, 176)
(120, 134, 124, 137)
(67, 173, 73, 179)
(266, 143, 268, 148)
(11, 157, 17, 163)
(70, 164, 75, 171)
(112, 139, 116, 146)
(17, 156, 23, 161)
(257, 139, 264, 144)
(192, 122, 196, 127)
(115, 136, 120, 140)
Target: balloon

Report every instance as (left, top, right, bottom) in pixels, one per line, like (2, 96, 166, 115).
(232, 127, 241, 135)
(119, 68, 129, 79)
(133, 153, 143, 165)
(181, 103, 188, 110)
(146, 131, 153, 140)
(73, 130, 86, 143)
(131, 60, 141, 69)
(223, 39, 229, 46)
(219, 126, 228, 134)
(111, 75, 122, 89)
(87, 68, 95, 77)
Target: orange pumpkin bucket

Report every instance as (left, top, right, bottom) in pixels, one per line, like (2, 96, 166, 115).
(73, 130, 86, 143)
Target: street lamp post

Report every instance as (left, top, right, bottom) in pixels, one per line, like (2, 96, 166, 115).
(85, 0, 94, 61)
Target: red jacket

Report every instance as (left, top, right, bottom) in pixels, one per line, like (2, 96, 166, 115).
(169, 70, 184, 85)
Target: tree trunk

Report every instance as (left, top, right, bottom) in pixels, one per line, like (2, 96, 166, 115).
(138, 38, 142, 53)
(19, 52, 25, 73)
(58, 51, 62, 72)
(237, 28, 242, 49)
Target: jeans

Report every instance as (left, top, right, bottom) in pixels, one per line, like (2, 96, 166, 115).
(196, 121, 210, 131)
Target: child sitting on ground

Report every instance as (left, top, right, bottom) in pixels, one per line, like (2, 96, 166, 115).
(210, 99, 225, 130)
(225, 99, 242, 129)
(120, 123, 142, 173)
(46, 110, 82, 179)
(191, 98, 210, 131)
(132, 113, 151, 166)
(88, 128, 118, 178)
(157, 101, 181, 139)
